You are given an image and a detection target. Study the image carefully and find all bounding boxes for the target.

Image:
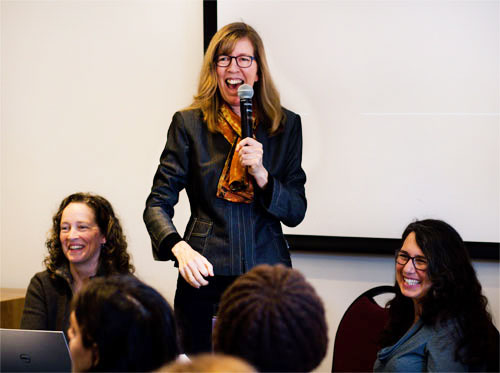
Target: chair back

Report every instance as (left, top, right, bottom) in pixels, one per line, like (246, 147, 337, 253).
(332, 285, 395, 372)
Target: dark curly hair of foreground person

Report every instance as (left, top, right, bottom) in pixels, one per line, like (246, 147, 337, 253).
(213, 264, 328, 372)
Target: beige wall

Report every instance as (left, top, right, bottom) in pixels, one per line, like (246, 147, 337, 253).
(1, 2, 498, 373)
(1, 0, 202, 301)
(219, 0, 500, 242)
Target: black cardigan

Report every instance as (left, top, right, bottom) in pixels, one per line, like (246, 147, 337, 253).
(20, 267, 74, 337)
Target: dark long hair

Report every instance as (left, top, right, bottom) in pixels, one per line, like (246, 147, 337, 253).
(44, 192, 134, 275)
(380, 219, 498, 369)
(213, 264, 328, 372)
(72, 275, 179, 372)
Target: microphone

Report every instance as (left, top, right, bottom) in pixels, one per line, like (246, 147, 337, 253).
(238, 84, 254, 139)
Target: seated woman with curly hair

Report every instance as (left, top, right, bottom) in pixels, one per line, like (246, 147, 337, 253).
(21, 192, 135, 336)
(68, 275, 179, 372)
(374, 219, 499, 372)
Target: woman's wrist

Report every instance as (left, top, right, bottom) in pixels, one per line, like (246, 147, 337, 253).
(253, 168, 269, 189)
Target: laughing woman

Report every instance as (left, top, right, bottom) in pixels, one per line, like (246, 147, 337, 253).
(21, 193, 134, 336)
(374, 219, 499, 372)
(144, 22, 306, 354)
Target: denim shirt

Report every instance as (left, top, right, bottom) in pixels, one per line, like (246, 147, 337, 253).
(144, 108, 307, 275)
(374, 319, 472, 372)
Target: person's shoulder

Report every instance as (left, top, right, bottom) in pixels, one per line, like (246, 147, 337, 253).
(176, 108, 204, 123)
(433, 317, 461, 333)
(279, 107, 302, 135)
(26, 270, 55, 291)
(281, 106, 298, 116)
(30, 269, 51, 281)
(425, 318, 462, 349)
(170, 108, 205, 133)
(281, 106, 300, 120)
(425, 319, 469, 371)
(281, 107, 301, 126)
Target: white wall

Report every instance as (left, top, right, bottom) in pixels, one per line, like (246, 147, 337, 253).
(1, 2, 498, 373)
(1, 0, 202, 304)
(219, 0, 500, 242)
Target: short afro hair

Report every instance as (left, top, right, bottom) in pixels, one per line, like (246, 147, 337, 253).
(213, 264, 328, 372)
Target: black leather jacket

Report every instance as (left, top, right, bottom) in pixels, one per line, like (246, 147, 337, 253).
(144, 108, 306, 275)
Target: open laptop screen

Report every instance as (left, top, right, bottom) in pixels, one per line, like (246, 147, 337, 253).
(0, 328, 71, 372)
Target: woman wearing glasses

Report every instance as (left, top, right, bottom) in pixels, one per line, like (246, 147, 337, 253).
(374, 219, 498, 372)
(144, 22, 306, 354)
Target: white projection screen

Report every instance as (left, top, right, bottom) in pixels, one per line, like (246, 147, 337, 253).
(218, 0, 499, 244)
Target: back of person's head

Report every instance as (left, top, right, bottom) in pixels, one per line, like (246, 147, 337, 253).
(159, 353, 256, 373)
(71, 275, 179, 372)
(213, 264, 328, 372)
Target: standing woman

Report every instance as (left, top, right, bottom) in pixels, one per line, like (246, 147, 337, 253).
(374, 219, 499, 372)
(144, 22, 306, 354)
(21, 192, 134, 335)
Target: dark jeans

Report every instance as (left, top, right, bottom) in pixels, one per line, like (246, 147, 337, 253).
(174, 273, 237, 355)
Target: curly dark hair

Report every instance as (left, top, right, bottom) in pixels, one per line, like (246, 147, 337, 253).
(213, 264, 328, 372)
(44, 192, 134, 275)
(72, 275, 179, 371)
(380, 219, 498, 370)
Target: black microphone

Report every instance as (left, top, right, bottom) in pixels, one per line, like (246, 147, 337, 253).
(238, 84, 254, 139)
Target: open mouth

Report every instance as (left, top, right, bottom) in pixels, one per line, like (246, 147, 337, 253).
(404, 277, 421, 286)
(225, 78, 243, 90)
(69, 245, 84, 251)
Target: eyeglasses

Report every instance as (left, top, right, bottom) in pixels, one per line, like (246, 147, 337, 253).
(395, 251, 428, 271)
(216, 55, 255, 68)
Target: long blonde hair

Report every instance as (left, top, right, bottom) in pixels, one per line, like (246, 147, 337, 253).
(187, 22, 284, 135)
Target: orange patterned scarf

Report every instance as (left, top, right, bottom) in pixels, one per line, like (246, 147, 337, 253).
(216, 103, 255, 203)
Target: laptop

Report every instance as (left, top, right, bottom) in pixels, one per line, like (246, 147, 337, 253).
(0, 328, 72, 372)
